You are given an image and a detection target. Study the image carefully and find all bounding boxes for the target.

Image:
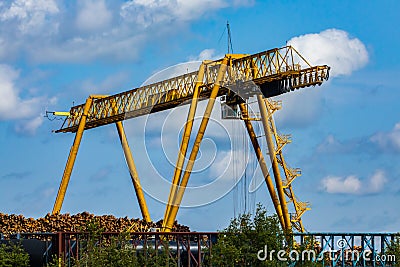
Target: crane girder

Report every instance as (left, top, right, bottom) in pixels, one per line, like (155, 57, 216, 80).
(51, 45, 330, 233)
(56, 46, 329, 133)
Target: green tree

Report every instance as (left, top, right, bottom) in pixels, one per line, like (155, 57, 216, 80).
(49, 219, 179, 267)
(292, 236, 323, 267)
(210, 203, 285, 266)
(387, 234, 400, 267)
(73, 221, 138, 267)
(0, 242, 30, 267)
(136, 244, 176, 267)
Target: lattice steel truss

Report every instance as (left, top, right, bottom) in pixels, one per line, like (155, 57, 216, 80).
(263, 98, 310, 232)
(57, 47, 328, 133)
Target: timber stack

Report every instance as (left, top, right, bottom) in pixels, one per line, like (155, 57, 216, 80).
(0, 212, 189, 238)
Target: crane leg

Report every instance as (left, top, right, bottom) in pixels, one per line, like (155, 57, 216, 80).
(162, 58, 229, 231)
(163, 63, 206, 229)
(116, 121, 151, 222)
(52, 97, 94, 214)
(239, 103, 286, 230)
(257, 94, 292, 232)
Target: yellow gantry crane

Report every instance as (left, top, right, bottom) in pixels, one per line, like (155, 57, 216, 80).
(51, 46, 329, 233)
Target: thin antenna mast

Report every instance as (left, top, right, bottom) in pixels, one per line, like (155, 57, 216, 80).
(227, 21, 233, 54)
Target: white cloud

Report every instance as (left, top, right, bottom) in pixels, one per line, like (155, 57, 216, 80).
(272, 29, 369, 127)
(322, 175, 361, 194)
(317, 134, 344, 153)
(189, 49, 223, 61)
(0, 64, 19, 115)
(208, 149, 249, 181)
(315, 134, 354, 154)
(0, 64, 40, 120)
(81, 71, 130, 94)
(120, 0, 227, 27)
(0, 64, 55, 133)
(369, 170, 387, 193)
(197, 49, 217, 60)
(14, 116, 44, 135)
(76, 0, 112, 32)
(288, 29, 368, 77)
(370, 122, 400, 152)
(0, 0, 59, 34)
(30, 33, 146, 63)
(321, 170, 387, 194)
(0, 0, 253, 63)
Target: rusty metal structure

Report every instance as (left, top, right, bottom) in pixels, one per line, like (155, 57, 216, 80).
(51, 46, 330, 233)
(2, 232, 398, 267)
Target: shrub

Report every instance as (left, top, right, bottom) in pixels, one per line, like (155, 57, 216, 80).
(387, 235, 400, 266)
(209, 203, 286, 266)
(0, 242, 30, 267)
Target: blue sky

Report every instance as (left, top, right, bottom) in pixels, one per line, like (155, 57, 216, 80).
(1, 0, 400, 233)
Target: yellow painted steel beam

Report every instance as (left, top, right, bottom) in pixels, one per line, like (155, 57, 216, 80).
(163, 57, 229, 231)
(53, 111, 71, 117)
(163, 63, 206, 228)
(115, 121, 151, 222)
(56, 47, 329, 133)
(52, 96, 101, 214)
(257, 94, 291, 232)
(239, 103, 286, 230)
(109, 97, 151, 222)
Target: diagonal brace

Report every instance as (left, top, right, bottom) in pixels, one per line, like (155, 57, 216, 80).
(239, 103, 286, 230)
(163, 63, 206, 227)
(52, 96, 100, 214)
(163, 57, 229, 231)
(116, 121, 151, 222)
(257, 94, 291, 232)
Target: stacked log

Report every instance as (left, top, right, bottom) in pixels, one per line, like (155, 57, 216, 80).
(0, 212, 189, 238)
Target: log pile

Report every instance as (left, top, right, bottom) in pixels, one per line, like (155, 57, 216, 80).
(0, 212, 189, 238)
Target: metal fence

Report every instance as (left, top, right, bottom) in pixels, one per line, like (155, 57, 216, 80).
(1, 232, 399, 266)
(292, 233, 399, 267)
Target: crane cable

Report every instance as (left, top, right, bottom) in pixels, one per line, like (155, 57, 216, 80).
(223, 20, 241, 218)
(227, 21, 233, 54)
(248, 101, 258, 215)
(232, 118, 238, 218)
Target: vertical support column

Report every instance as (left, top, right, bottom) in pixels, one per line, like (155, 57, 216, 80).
(197, 233, 201, 267)
(163, 57, 229, 231)
(257, 94, 291, 232)
(239, 103, 286, 230)
(57, 232, 64, 262)
(163, 63, 206, 227)
(52, 97, 94, 214)
(116, 121, 151, 222)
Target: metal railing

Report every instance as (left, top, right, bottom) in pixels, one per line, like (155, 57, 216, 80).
(1, 231, 398, 266)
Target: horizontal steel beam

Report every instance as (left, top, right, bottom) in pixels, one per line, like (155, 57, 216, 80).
(56, 46, 329, 133)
